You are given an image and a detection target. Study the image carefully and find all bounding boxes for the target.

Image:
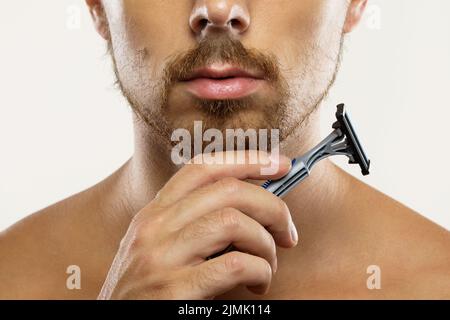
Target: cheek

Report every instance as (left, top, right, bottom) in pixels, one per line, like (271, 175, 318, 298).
(249, 0, 345, 77)
(107, 1, 195, 78)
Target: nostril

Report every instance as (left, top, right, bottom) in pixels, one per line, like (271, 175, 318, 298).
(198, 18, 209, 30)
(190, 5, 250, 37)
(229, 18, 242, 30)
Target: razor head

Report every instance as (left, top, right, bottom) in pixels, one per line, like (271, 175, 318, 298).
(332, 104, 371, 176)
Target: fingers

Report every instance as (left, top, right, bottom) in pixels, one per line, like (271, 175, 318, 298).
(155, 150, 292, 207)
(119, 150, 297, 299)
(185, 251, 273, 299)
(169, 207, 277, 272)
(167, 177, 297, 248)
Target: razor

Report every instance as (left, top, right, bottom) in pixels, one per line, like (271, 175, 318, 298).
(207, 104, 370, 260)
(261, 103, 370, 197)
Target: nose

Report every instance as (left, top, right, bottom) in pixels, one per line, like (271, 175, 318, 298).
(190, 0, 250, 39)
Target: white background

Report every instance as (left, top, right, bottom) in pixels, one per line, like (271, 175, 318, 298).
(0, 0, 449, 231)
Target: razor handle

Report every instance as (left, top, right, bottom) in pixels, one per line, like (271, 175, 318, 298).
(261, 158, 310, 198)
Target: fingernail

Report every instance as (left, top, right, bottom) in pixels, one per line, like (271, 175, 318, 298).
(290, 220, 298, 245)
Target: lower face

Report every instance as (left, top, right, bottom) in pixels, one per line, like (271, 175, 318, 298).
(103, 0, 348, 148)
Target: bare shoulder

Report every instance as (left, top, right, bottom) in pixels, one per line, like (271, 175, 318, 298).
(0, 189, 111, 299)
(350, 175, 450, 299)
(0, 201, 70, 298)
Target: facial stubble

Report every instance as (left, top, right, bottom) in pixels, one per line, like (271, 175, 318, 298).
(108, 33, 343, 152)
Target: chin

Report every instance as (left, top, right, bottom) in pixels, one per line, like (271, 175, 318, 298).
(172, 108, 275, 132)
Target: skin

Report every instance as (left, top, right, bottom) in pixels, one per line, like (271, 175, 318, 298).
(0, 0, 449, 299)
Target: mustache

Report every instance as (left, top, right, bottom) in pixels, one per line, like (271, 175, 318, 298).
(163, 33, 282, 85)
(159, 33, 289, 120)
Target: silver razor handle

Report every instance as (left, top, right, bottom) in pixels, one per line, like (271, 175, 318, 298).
(262, 158, 310, 198)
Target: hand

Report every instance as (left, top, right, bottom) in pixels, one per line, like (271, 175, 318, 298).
(98, 150, 298, 300)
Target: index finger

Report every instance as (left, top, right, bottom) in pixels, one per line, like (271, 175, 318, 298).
(155, 150, 291, 207)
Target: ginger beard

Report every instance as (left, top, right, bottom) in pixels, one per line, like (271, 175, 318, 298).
(109, 32, 343, 154)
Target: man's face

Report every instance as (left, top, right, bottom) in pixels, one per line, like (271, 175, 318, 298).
(94, 0, 360, 148)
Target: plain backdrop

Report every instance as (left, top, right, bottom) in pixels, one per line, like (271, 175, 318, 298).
(0, 0, 449, 231)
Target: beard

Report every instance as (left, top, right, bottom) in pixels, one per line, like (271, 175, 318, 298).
(109, 32, 343, 154)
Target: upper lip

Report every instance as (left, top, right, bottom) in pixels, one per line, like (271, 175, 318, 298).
(181, 64, 265, 81)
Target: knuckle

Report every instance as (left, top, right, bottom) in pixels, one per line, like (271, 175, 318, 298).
(219, 207, 241, 231)
(218, 177, 241, 195)
(128, 233, 146, 252)
(134, 212, 164, 232)
(126, 222, 155, 252)
(224, 252, 246, 275)
(148, 213, 167, 227)
(137, 214, 166, 237)
(131, 224, 151, 246)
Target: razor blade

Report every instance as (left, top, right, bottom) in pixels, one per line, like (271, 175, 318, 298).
(262, 104, 370, 197)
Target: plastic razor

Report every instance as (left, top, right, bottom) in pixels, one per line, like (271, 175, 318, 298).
(206, 104, 371, 260)
(261, 103, 371, 197)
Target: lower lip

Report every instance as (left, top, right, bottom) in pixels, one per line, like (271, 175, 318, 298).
(183, 77, 264, 100)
